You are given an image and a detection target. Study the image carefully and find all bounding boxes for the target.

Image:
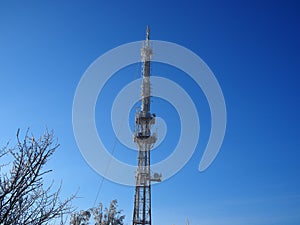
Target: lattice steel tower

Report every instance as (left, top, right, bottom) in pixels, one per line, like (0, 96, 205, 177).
(132, 26, 161, 225)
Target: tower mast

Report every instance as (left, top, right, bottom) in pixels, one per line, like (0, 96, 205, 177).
(132, 26, 161, 225)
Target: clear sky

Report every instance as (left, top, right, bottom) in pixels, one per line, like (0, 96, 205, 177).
(0, 1, 300, 225)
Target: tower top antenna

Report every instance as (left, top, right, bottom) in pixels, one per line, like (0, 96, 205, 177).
(146, 25, 150, 41)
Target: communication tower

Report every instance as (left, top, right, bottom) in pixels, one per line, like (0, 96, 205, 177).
(132, 26, 161, 225)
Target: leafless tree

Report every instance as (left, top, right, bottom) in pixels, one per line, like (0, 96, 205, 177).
(70, 199, 125, 225)
(0, 129, 74, 225)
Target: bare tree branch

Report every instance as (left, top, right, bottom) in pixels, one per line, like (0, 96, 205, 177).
(70, 199, 125, 225)
(0, 129, 75, 225)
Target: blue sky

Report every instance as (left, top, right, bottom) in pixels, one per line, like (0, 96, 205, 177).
(0, 1, 300, 225)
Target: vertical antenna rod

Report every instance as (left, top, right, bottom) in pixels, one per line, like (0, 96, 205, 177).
(132, 26, 161, 225)
(141, 25, 152, 113)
